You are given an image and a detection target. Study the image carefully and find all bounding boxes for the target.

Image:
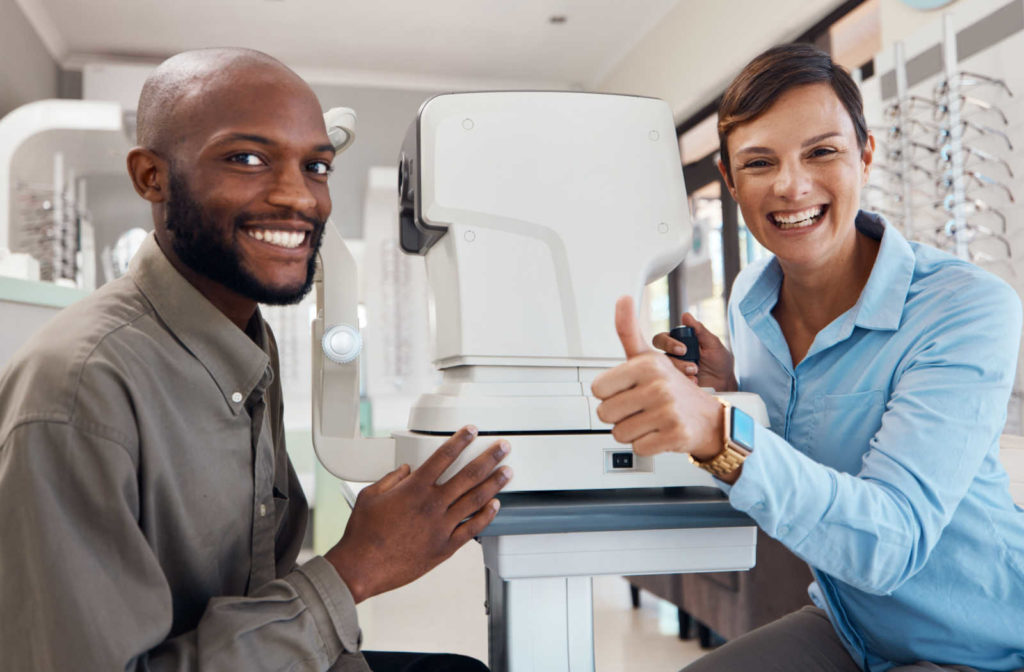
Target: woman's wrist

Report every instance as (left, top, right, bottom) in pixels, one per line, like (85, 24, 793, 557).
(688, 399, 726, 462)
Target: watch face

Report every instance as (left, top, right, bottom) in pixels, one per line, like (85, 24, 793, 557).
(730, 406, 755, 452)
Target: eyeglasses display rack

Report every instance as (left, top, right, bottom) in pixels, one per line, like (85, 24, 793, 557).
(862, 0, 1024, 433)
(868, 13, 1017, 265)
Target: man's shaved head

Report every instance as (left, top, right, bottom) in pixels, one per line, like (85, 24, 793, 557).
(136, 48, 308, 155)
(127, 47, 334, 322)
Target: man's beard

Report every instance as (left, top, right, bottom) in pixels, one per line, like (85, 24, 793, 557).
(165, 171, 324, 305)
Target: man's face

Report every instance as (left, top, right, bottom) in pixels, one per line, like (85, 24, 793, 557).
(164, 69, 335, 305)
(165, 168, 325, 304)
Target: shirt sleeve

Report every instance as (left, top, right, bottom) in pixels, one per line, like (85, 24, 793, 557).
(0, 420, 368, 672)
(727, 277, 1022, 596)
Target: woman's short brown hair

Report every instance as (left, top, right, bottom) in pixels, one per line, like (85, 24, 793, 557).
(717, 43, 868, 182)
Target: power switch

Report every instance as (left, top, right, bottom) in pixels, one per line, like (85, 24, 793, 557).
(611, 452, 634, 469)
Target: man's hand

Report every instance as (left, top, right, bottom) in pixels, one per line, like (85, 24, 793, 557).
(591, 296, 723, 458)
(652, 312, 737, 392)
(325, 426, 511, 603)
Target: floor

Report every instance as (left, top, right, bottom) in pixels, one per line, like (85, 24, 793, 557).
(353, 541, 706, 670)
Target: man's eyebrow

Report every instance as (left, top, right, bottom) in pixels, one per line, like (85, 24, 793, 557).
(211, 133, 337, 155)
(212, 132, 273, 146)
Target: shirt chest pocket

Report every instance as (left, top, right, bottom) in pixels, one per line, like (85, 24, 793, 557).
(812, 389, 886, 475)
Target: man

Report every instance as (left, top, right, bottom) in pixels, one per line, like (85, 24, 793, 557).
(0, 48, 510, 671)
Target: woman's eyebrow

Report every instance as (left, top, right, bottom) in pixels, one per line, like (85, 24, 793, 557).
(734, 145, 775, 157)
(735, 131, 844, 157)
(801, 132, 842, 147)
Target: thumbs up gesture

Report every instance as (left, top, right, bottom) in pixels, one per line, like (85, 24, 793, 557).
(590, 296, 723, 459)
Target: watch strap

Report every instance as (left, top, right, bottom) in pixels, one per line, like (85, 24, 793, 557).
(688, 401, 749, 478)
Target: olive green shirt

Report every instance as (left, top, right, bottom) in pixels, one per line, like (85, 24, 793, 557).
(0, 234, 369, 671)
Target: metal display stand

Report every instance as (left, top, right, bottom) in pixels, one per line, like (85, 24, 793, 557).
(941, 14, 970, 259)
(479, 487, 755, 672)
(870, 12, 1016, 262)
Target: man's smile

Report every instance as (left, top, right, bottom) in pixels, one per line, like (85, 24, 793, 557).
(243, 227, 309, 250)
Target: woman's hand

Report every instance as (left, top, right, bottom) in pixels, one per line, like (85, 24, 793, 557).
(591, 296, 723, 460)
(652, 313, 738, 392)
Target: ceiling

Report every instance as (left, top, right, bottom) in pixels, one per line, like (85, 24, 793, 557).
(16, 0, 687, 90)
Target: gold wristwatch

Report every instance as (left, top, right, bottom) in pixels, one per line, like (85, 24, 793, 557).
(688, 401, 755, 478)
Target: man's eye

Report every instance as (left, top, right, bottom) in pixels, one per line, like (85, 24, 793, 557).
(308, 161, 333, 176)
(229, 153, 265, 167)
(743, 159, 770, 169)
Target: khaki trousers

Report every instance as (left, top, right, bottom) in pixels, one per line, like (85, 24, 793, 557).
(680, 607, 981, 672)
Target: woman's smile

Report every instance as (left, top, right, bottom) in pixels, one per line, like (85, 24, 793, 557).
(769, 204, 828, 230)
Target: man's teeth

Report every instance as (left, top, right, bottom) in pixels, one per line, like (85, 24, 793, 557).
(246, 229, 305, 249)
(772, 206, 824, 230)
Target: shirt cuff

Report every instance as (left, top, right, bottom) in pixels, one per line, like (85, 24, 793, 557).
(287, 555, 362, 656)
(727, 423, 836, 547)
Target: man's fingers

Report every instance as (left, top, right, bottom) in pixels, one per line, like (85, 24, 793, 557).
(373, 463, 411, 494)
(446, 466, 512, 526)
(414, 425, 478, 485)
(614, 296, 650, 359)
(449, 499, 502, 548)
(439, 440, 510, 501)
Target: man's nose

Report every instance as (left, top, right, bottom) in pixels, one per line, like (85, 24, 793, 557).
(267, 165, 318, 212)
(772, 161, 812, 200)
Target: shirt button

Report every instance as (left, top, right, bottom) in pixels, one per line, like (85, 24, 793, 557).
(260, 504, 267, 517)
(231, 392, 243, 403)
(753, 501, 766, 511)
(778, 524, 791, 536)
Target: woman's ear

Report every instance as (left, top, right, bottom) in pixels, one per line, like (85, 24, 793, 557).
(860, 133, 876, 185)
(126, 148, 169, 204)
(717, 158, 739, 200)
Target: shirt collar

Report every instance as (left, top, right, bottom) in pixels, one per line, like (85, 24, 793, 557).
(129, 233, 272, 414)
(848, 210, 916, 332)
(739, 210, 915, 334)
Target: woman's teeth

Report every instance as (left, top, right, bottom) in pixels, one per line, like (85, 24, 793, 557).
(245, 229, 305, 249)
(772, 206, 824, 230)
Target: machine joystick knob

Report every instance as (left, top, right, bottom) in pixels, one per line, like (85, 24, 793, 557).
(322, 324, 362, 364)
(668, 326, 699, 363)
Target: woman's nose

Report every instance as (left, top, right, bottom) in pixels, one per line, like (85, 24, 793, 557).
(772, 162, 812, 200)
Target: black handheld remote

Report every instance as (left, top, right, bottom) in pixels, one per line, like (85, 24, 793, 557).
(668, 326, 699, 363)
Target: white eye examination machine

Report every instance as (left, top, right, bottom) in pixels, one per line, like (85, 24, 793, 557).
(313, 92, 766, 672)
(312, 91, 767, 490)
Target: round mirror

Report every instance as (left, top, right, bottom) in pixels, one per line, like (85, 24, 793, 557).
(110, 227, 148, 279)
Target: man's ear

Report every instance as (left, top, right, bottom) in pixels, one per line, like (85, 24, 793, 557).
(126, 148, 169, 203)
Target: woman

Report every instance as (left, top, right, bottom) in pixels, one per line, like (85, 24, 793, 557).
(592, 44, 1024, 671)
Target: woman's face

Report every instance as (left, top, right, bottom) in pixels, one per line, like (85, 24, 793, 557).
(720, 82, 874, 271)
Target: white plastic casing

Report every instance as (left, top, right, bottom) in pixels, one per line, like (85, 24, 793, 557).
(402, 92, 691, 434)
(416, 92, 689, 370)
(311, 94, 771, 491)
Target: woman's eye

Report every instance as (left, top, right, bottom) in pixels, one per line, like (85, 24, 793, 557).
(743, 159, 770, 169)
(307, 161, 333, 176)
(809, 147, 837, 158)
(229, 153, 265, 167)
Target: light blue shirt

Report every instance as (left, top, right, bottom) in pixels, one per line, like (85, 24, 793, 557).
(726, 212, 1024, 671)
